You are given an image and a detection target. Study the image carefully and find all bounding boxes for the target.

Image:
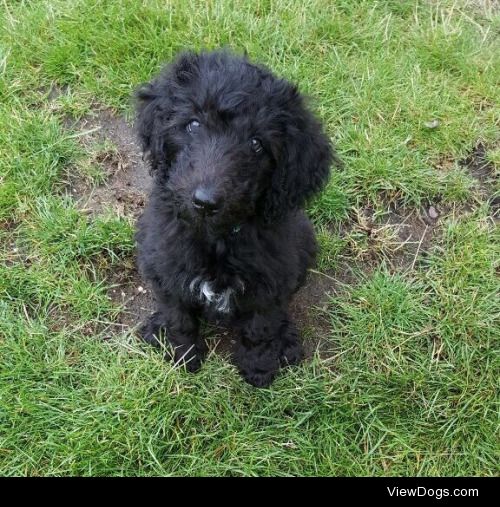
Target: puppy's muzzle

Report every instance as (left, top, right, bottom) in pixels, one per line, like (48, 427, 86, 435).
(192, 187, 221, 216)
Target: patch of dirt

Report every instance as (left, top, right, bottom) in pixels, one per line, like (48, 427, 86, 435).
(66, 108, 151, 219)
(461, 142, 495, 183)
(460, 142, 499, 219)
(338, 203, 443, 273)
(433, 154, 456, 172)
(107, 265, 155, 331)
(46, 83, 70, 102)
(379, 205, 441, 270)
(290, 272, 338, 357)
(65, 107, 157, 331)
(0, 218, 18, 232)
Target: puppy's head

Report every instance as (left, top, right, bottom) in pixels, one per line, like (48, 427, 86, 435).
(136, 50, 336, 233)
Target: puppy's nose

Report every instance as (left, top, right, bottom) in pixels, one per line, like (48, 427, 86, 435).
(192, 188, 221, 215)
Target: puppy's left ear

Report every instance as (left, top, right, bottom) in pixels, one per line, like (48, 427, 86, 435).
(263, 83, 338, 222)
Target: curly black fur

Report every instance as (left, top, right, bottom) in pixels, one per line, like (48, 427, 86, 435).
(135, 50, 337, 387)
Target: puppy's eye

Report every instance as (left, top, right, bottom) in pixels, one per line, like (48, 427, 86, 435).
(250, 138, 263, 153)
(186, 120, 201, 133)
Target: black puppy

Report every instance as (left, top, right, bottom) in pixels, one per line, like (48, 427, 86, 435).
(135, 50, 336, 387)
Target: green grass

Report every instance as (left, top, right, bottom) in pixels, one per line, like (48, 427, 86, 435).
(0, 0, 499, 476)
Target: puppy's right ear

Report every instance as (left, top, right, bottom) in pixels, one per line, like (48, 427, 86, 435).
(135, 52, 199, 179)
(135, 80, 173, 180)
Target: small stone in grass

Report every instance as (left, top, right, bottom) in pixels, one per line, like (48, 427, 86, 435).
(424, 119, 440, 129)
(428, 206, 439, 219)
(137, 286, 144, 293)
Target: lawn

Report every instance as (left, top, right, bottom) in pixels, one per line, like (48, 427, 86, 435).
(0, 0, 498, 476)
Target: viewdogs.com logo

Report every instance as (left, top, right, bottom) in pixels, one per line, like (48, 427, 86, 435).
(387, 487, 478, 500)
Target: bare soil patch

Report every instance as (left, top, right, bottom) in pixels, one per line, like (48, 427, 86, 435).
(65, 108, 157, 330)
(460, 142, 499, 219)
(67, 109, 151, 218)
(338, 202, 442, 273)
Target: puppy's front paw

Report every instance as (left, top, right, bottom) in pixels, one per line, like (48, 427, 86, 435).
(173, 344, 205, 373)
(138, 312, 166, 347)
(279, 322, 304, 367)
(280, 340, 304, 367)
(243, 369, 277, 388)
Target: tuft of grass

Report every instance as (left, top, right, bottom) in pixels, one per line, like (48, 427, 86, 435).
(315, 225, 348, 272)
(485, 146, 500, 171)
(0, 105, 80, 222)
(22, 196, 134, 266)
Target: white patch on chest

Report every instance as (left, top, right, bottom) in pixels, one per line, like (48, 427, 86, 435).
(189, 276, 238, 313)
